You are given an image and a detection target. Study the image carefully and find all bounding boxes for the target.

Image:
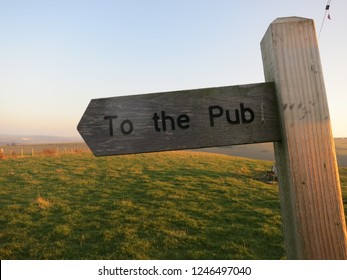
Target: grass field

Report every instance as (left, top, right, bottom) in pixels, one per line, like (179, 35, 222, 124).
(0, 151, 346, 260)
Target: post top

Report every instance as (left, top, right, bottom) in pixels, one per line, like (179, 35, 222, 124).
(261, 16, 316, 47)
(271, 16, 313, 25)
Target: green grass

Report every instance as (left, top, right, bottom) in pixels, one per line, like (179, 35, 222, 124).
(0, 151, 346, 260)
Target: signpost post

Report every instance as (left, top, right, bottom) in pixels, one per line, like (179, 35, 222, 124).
(261, 17, 347, 259)
(78, 17, 347, 259)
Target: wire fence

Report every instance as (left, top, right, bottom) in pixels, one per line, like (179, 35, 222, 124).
(0, 143, 90, 159)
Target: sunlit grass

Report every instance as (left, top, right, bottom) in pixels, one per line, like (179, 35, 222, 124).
(0, 151, 346, 259)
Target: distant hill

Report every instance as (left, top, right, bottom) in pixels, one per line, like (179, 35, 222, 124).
(1, 134, 346, 167)
(0, 134, 82, 146)
(199, 138, 347, 167)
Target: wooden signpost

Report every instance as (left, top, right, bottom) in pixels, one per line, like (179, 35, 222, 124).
(78, 17, 347, 259)
(78, 83, 280, 156)
(261, 17, 347, 259)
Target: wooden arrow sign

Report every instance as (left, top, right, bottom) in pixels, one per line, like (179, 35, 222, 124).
(77, 82, 280, 156)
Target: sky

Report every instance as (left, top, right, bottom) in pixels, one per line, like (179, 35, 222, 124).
(1, 0, 346, 138)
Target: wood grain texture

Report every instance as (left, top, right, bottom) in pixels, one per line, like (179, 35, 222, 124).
(77, 83, 280, 156)
(261, 17, 347, 259)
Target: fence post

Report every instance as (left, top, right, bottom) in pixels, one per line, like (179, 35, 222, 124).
(261, 17, 347, 259)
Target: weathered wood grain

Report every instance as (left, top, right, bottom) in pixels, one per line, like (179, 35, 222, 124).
(261, 17, 347, 259)
(77, 83, 280, 156)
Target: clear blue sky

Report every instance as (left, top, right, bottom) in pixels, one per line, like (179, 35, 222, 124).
(1, 0, 346, 137)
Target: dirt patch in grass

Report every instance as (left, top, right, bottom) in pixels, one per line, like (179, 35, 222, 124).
(36, 196, 51, 209)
